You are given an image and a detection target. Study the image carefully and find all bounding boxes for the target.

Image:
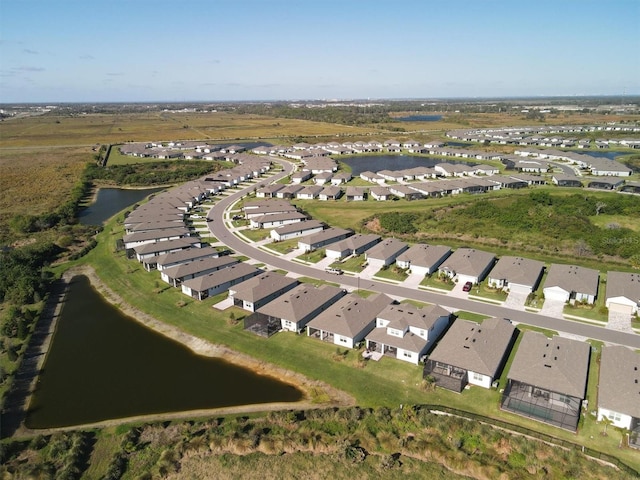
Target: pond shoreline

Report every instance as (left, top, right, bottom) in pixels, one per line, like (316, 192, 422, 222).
(6, 265, 353, 438)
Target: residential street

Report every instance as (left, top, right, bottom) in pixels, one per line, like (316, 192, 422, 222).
(207, 160, 640, 350)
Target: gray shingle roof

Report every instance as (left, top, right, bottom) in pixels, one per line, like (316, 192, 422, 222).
(488, 256, 545, 288)
(256, 284, 345, 322)
(507, 331, 590, 398)
(307, 293, 393, 338)
(428, 317, 515, 377)
(439, 248, 496, 278)
(396, 243, 451, 269)
(606, 271, 640, 303)
(229, 272, 298, 303)
(598, 345, 640, 418)
(544, 264, 599, 296)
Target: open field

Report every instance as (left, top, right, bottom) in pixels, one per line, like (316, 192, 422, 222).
(0, 112, 377, 148)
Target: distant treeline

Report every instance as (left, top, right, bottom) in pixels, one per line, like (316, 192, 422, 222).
(84, 160, 225, 186)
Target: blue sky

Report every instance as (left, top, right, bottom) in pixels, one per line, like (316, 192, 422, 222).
(1, 0, 639, 102)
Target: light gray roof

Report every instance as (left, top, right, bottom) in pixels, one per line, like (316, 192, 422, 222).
(327, 234, 381, 254)
(134, 237, 200, 255)
(182, 263, 260, 292)
(257, 284, 345, 322)
(606, 271, 640, 303)
(377, 303, 450, 331)
(488, 256, 545, 287)
(272, 220, 325, 235)
(439, 248, 496, 278)
(123, 227, 190, 244)
(598, 345, 640, 418)
(127, 220, 187, 232)
(161, 256, 239, 280)
(252, 211, 307, 224)
(307, 293, 393, 338)
(229, 272, 298, 303)
(366, 327, 427, 352)
(507, 331, 590, 398)
(396, 243, 451, 268)
(544, 264, 599, 296)
(155, 246, 221, 267)
(366, 238, 408, 261)
(300, 227, 352, 246)
(428, 317, 516, 377)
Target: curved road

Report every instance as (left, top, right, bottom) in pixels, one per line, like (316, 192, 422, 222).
(207, 160, 640, 350)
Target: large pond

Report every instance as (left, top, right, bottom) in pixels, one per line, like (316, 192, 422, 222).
(26, 275, 302, 429)
(397, 114, 442, 122)
(341, 154, 476, 176)
(79, 187, 166, 225)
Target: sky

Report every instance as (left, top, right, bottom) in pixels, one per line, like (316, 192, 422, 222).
(1, 0, 639, 103)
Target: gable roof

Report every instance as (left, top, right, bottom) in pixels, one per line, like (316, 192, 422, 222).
(428, 317, 515, 377)
(439, 248, 496, 277)
(544, 264, 599, 296)
(489, 256, 545, 287)
(307, 293, 393, 338)
(257, 284, 345, 322)
(155, 246, 221, 267)
(396, 243, 451, 268)
(598, 345, 640, 418)
(229, 272, 298, 302)
(161, 256, 239, 279)
(181, 263, 260, 291)
(366, 238, 408, 261)
(507, 331, 590, 398)
(606, 271, 640, 303)
(377, 303, 450, 331)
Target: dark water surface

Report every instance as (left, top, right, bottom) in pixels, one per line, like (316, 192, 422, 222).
(78, 188, 166, 225)
(26, 276, 302, 428)
(397, 114, 443, 122)
(341, 154, 476, 176)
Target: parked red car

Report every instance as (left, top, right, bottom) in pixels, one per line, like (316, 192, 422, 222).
(462, 281, 473, 292)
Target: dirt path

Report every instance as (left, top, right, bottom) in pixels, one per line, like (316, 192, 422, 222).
(7, 265, 354, 438)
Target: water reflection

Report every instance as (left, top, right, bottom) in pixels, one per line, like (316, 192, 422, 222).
(26, 276, 302, 428)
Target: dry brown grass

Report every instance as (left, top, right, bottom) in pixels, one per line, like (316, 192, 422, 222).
(0, 146, 90, 218)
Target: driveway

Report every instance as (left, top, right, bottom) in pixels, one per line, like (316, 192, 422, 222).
(607, 311, 634, 333)
(402, 272, 425, 289)
(504, 290, 529, 310)
(539, 299, 565, 318)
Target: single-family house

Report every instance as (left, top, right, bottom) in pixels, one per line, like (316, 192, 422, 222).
(487, 256, 545, 294)
(228, 272, 299, 312)
(313, 171, 333, 185)
(134, 237, 201, 263)
(597, 346, 640, 447)
(318, 185, 343, 201)
(307, 293, 394, 348)
(250, 211, 307, 229)
(295, 185, 324, 200)
(123, 227, 191, 250)
(424, 317, 516, 392)
(331, 172, 352, 185)
(181, 263, 261, 300)
(388, 185, 422, 200)
(345, 186, 365, 201)
(587, 177, 625, 190)
(256, 184, 285, 198)
(620, 181, 640, 194)
(276, 184, 305, 199)
(438, 248, 496, 285)
(149, 245, 222, 272)
(298, 227, 353, 253)
(552, 174, 582, 187)
(605, 271, 640, 316)
(270, 220, 325, 242)
(501, 332, 590, 432)
(245, 284, 346, 335)
(365, 238, 409, 269)
(365, 304, 451, 365)
(291, 170, 313, 184)
(325, 234, 381, 260)
(360, 172, 385, 184)
(396, 244, 452, 275)
(369, 186, 392, 201)
(543, 264, 599, 304)
(160, 256, 239, 287)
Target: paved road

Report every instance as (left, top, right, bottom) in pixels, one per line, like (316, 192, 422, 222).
(207, 160, 640, 350)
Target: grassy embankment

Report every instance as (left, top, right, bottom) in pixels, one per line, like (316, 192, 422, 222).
(65, 207, 640, 471)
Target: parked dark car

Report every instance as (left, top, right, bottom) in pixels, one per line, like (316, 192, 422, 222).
(462, 281, 473, 292)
